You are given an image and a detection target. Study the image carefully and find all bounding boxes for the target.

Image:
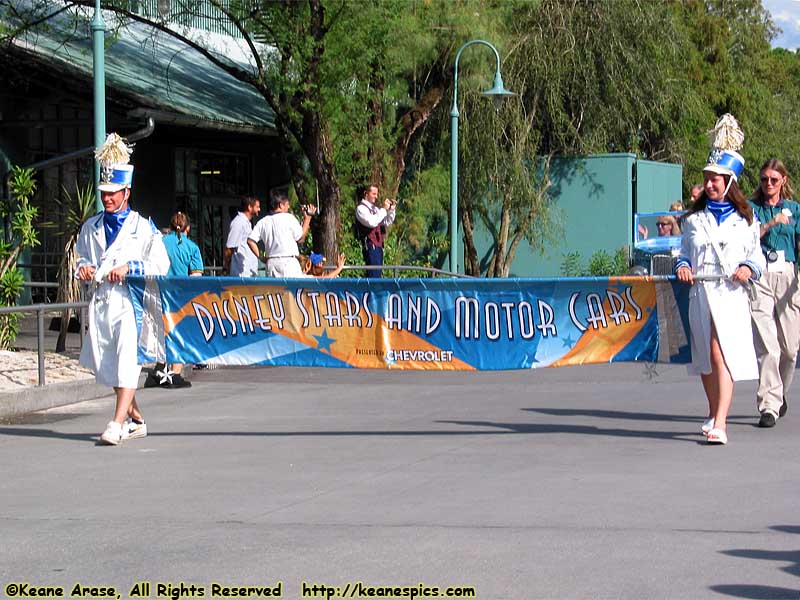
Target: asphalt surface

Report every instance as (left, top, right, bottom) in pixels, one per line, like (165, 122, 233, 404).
(0, 362, 798, 599)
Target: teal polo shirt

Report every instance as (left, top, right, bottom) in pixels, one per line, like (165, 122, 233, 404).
(162, 231, 204, 276)
(750, 198, 800, 263)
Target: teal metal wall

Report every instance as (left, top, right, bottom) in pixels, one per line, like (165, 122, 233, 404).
(466, 153, 682, 277)
(635, 159, 684, 214)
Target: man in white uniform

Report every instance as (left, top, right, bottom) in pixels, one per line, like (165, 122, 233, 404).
(224, 196, 261, 276)
(76, 134, 170, 445)
(247, 188, 316, 277)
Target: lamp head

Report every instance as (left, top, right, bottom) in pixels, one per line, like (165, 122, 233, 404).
(482, 71, 516, 110)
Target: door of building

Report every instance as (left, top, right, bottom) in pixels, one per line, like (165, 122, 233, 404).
(175, 148, 252, 274)
(197, 196, 241, 273)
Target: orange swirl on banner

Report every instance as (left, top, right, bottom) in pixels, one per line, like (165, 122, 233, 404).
(162, 284, 474, 371)
(551, 278, 656, 366)
(161, 285, 287, 334)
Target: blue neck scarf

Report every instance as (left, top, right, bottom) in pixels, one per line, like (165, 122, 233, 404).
(103, 206, 131, 247)
(706, 199, 736, 225)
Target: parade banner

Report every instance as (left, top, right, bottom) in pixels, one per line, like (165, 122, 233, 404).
(127, 276, 692, 371)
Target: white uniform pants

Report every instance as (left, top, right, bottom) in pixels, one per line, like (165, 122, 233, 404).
(267, 256, 303, 278)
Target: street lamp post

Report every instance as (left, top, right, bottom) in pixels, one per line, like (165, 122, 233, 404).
(91, 0, 106, 211)
(450, 39, 515, 275)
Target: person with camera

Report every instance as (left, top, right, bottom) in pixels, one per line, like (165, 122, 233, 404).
(749, 158, 800, 428)
(355, 184, 397, 278)
(247, 188, 316, 277)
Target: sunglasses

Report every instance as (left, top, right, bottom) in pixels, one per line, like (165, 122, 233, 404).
(657, 222, 670, 227)
(760, 176, 783, 185)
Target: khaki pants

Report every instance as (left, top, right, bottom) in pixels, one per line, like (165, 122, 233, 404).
(750, 265, 800, 417)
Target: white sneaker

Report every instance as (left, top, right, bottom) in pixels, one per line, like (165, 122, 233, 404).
(100, 421, 123, 445)
(122, 418, 147, 440)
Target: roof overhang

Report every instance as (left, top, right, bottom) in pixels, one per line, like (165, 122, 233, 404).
(4, 2, 277, 136)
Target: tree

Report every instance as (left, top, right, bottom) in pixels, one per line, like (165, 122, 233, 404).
(5, 0, 797, 276)
(413, 0, 704, 276)
(55, 181, 95, 352)
(459, 95, 559, 277)
(1, 0, 491, 261)
(0, 167, 40, 349)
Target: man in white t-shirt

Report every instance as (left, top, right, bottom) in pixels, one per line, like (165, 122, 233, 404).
(224, 196, 261, 276)
(247, 188, 315, 277)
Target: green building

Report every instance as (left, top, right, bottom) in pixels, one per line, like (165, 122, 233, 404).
(465, 154, 683, 277)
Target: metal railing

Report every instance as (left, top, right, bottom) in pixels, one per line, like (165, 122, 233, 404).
(204, 264, 471, 278)
(339, 265, 472, 278)
(0, 301, 88, 387)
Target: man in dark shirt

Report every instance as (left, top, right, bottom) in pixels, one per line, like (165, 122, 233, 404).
(354, 184, 396, 278)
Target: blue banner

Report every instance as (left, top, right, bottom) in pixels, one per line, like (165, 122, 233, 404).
(127, 276, 691, 371)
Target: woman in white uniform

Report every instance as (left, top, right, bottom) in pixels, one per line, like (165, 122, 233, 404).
(675, 114, 765, 445)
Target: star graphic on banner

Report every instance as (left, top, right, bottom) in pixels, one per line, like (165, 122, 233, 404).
(561, 334, 576, 348)
(313, 329, 336, 353)
(384, 353, 396, 366)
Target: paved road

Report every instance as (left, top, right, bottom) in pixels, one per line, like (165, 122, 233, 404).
(1, 363, 798, 599)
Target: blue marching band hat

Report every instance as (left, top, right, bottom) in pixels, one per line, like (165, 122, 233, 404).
(703, 114, 745, 180)
(95, 133, 134, 192)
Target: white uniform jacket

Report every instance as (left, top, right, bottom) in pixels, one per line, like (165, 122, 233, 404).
(76, 211, 170, 388)
(679, 209, 765, 381)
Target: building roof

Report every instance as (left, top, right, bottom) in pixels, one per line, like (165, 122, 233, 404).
(6, 3, 276, 135)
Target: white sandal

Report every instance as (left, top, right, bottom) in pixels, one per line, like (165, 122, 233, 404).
(701, 417, 715, 435)
(706, 428, 727, 445)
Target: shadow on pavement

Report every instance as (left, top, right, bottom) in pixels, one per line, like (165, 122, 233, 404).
(710, 584, 800, 599)
(0, 420, 705, 445)
(524, 407, 756, 427)
(436, 419, 703, 443)
(711, 524, 800, 598)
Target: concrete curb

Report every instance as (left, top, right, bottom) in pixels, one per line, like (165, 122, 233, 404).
(0, 379, 110, 420)
(0, 373, 148, 420)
